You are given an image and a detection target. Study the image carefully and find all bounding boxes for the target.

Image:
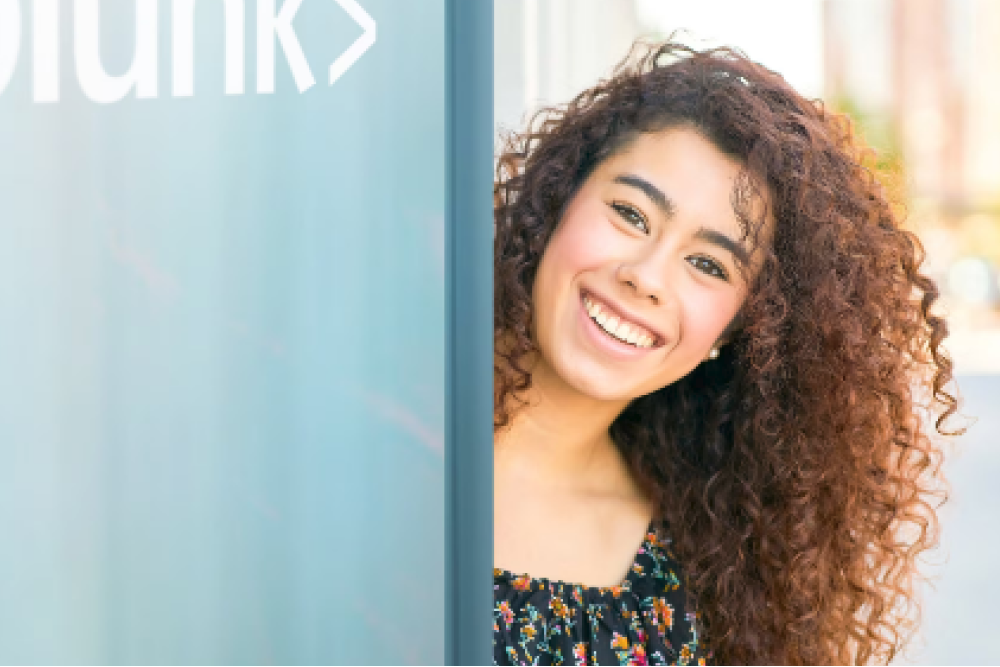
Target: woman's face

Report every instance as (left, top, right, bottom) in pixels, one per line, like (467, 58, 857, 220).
(531, 126, 764, 404)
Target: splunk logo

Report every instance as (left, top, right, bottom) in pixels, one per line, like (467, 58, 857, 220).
(0, 0, 376, 103)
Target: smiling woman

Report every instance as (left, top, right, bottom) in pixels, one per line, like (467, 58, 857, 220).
(530, 129, 760, 407)
(493, 41, 961, 666)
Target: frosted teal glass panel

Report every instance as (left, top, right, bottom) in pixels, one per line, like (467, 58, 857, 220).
(0, 0, 444, 663)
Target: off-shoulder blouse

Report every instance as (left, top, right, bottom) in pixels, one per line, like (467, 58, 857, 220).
(493, 520, 710, 666)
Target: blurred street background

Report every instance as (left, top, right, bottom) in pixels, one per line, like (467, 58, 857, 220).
(496, 1, 1000, 664)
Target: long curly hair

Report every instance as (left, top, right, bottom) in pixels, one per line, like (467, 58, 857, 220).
(494, 40, 963, 665)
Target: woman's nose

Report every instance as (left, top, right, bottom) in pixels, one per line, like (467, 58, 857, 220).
(616, 253, 675, 308)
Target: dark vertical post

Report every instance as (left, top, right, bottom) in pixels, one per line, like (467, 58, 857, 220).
(445, 0, 493, 665)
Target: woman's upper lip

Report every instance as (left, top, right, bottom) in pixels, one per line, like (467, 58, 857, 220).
(581, 288, 667, 346)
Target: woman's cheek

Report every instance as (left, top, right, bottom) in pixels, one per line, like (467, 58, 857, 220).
(556, 213, 621, 270)
(682, 290, 736, 350)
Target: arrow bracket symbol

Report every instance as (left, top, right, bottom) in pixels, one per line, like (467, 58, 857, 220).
(330, 0, 376, 86)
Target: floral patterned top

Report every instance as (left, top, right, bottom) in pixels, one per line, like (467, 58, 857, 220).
(494, 521, 710, 666)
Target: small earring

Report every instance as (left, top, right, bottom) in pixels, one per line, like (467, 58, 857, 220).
(708, 347, 719, 359)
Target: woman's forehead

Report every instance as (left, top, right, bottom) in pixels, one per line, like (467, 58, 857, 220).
(599, 127, 763, 228)
(595, 128, 774, 245)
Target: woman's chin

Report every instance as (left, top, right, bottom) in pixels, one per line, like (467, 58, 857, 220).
(555, 363, 643, 404)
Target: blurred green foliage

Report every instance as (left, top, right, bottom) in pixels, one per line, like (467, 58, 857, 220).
(828, 94, 904, 182)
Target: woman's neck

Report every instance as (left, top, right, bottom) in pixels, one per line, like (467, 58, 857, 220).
(494, 354, 634, 494)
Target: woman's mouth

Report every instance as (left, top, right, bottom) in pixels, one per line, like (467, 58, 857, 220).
(581, 293, 660, 349)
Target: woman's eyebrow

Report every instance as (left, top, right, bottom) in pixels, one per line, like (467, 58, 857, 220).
(613, 174, 676, 218)
(613, 173, 750, 265)
(695, 226, 750, 265)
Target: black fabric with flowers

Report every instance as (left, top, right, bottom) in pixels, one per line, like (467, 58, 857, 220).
(494, 521, 710, 666)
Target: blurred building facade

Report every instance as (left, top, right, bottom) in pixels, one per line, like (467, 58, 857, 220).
(824, 0, 1000, 370)
(825, 0, 1000, 215)
(495, 0, 637, 138)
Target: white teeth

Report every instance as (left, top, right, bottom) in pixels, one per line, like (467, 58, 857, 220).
(583, 294, 655, 349)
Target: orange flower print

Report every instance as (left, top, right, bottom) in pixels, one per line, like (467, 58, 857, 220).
(629, 643, 648, 666)
(499, 600, 514, 627)
(652, 531, 672, 551)
(494, 520, 705, 665)
(550, 596, 570, 619)
(512, 575, 532, 592)
(650, 597, 674, 635)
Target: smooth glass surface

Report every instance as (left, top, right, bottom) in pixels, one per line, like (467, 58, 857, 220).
(0, 1, 444, 663)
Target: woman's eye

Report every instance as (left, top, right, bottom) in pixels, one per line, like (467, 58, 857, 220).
(611, 202, 649, 233)
(688, 256, 729, 281)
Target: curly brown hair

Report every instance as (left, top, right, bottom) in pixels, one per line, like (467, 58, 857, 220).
(494, 40, 963, 665)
